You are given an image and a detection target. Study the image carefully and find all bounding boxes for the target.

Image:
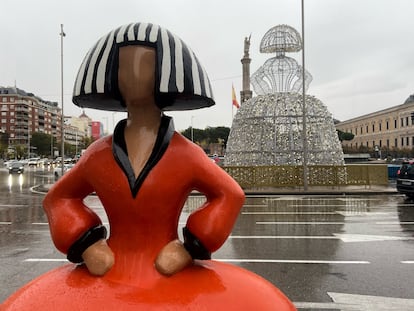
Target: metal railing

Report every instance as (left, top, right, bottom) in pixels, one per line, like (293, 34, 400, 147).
(223, 164, 388, 189)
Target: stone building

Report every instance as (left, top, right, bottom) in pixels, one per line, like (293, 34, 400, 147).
(335, 94, 414, 152)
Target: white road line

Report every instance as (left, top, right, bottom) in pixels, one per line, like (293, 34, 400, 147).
(242, 211, 338, 215)
(0, 204, 28, 207)
(401, 261, 414, 264)
(216, 259, 370, 264)
(230, 235, 338, 239)
(243, 204, 268, 207)
(0, 222, 12, 225)
(257, 221, 345, 225)
(294, 301, 359, 310)
(230, 234, 414, 242)
(24, 258, 370, 265)
(376, 221, 414, 225)
(24, 258, 67, 262)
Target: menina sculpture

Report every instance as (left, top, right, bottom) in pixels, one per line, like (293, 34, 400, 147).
(225, 24, 344, 166)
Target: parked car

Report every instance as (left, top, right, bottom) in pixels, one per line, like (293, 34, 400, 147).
(54, 164, 74, 180)
(396, 160, 414, 198)
(8, 161, 24, 174)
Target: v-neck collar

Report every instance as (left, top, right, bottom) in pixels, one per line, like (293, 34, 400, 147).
(112, 114, 175, 198)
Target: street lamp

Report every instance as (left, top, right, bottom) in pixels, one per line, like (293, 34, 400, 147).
(301, 0, 309, 191)
(191, 116, 194, 142)
(60, 24, 65, 176)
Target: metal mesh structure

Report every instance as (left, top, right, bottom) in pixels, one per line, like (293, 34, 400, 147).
(225, 25, 344, 166)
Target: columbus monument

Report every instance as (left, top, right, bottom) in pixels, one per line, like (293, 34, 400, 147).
(225, 24, 344, 166)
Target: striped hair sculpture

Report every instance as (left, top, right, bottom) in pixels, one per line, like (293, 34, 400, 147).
(72, 22, 215, 111)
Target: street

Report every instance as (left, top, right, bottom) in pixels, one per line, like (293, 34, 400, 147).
(1, 167, 414, 310)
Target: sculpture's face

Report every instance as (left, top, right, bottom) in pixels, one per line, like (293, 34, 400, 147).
(118, 45, 156, 106)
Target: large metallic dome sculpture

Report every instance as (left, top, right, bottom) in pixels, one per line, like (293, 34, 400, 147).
(225, 25, 344, 166)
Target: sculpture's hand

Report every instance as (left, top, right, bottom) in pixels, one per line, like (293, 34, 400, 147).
(155, 239, 193, 276)
(82, 239, 114, 276)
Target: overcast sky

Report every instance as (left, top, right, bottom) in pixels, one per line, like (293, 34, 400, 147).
(1, 0, 414, 132)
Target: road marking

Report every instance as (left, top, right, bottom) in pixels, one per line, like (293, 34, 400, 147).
(294, 301, 360, 310)
(242, 211, 338, 215)
(230, 235, 339, 239)
(229, 234, 414, 242)
(0, 204, 28, 207)
(327, 292, 414, 311)
(0, 222, 12, 225)
(24, 258, 67, 262)
(216, 259, 370, 264)
(24, 258, 370, 265)
(257, 221, 345, 225)
(336, 211, 395, 216)
(333, 233, 414, 242)
(401, 261, 414, 264)
(376, 221, 414, 225)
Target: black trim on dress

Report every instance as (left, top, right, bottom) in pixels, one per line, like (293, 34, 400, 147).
(112, 114, 175, 198)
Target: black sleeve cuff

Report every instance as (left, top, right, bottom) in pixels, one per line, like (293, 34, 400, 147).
(67, 225, 107, 263)
(183, 227, 211, 260)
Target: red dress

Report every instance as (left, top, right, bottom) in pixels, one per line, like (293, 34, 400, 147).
(1, 118, 296, 310)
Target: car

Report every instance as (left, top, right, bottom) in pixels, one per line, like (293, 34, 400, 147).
(396, 160, 414, 198)
(4, 159, 18, 168)
(28, 157, 40, 167)
(8, 161, 24, 174)
(54, 163, 74, 180)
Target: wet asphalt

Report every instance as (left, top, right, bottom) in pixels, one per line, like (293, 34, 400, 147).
(1, 166, 414, 310)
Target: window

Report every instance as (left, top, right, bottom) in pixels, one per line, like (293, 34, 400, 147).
(1, 112, 6, 116)
(386, 121, 389, 130)
(395, 120, 397, 129)
(379, 123, 382, 131)
(402, 138, 404, 146)
(1, 119, 6, 123)
(406, 117, 409, 126)
(366, 125, 369, 133)
(387, 139, 390, 148)
(2, 98, 6, 103)
(401, 118, 404, 127)
(395, 138, 398, 147)
(372, 124, 375, 132)
(379, 140, 382, 147)
(407, 137, 410, 146)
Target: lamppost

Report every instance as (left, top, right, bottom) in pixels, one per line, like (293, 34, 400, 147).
(301, 0, 309, 191)
(191, 116, 194, 142)
(60, 24, 65, 176)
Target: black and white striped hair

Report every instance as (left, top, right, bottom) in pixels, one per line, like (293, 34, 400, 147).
(72, 22, 215, 111)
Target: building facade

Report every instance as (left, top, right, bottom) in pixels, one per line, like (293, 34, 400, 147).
(0, 86, 102, 157)
(336, 94, 414, 152)
(0, 86, 62, 148)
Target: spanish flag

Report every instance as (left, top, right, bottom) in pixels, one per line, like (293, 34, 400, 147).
(232, 85, 240, 108)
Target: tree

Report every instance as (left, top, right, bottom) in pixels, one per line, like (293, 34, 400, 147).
(0, 131, 9, 158)
(337, 129, 354, 142)
(31, 132, 55, 157)
(181, 126, 230, 145)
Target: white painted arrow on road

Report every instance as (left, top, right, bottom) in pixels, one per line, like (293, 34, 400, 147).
(333, 233, 414, 243)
